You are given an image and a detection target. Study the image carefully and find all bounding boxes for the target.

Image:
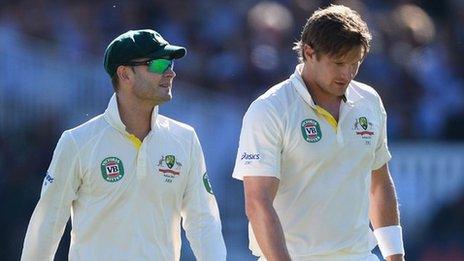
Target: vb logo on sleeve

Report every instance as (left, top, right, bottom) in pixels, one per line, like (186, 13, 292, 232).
(203, 172, 214, 194)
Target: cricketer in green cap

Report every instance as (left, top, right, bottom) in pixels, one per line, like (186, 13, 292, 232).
(104, 29, 186, 77)
(21, 29, 227, 261)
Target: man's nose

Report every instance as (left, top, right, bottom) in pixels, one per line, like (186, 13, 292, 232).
(163, 67, 176, 78)
(341, 66, 356, 80)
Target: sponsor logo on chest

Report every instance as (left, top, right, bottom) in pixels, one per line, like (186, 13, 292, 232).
(100, 157, 125, 182)
(157, 154, 182, 183)
(301, 119, 322, 143)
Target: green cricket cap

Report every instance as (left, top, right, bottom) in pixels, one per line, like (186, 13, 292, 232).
(104, 29, 186, 76)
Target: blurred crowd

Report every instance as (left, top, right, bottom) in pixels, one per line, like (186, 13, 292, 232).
(1, 0, 464, 140)
(418, 192, 464, 260)
(1, 0, 464, 260)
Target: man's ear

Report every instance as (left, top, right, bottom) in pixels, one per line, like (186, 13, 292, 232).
(303, 44, 316, 61)
(116, 65, 131, 83)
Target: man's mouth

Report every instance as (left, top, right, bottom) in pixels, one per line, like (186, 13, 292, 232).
(335, 81, 348, 86)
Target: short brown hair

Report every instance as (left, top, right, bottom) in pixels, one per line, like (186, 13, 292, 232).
(293, 5, 371, 62)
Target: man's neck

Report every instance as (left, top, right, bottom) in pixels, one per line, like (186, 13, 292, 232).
(116, 93, 154, 141)
(300, 64, 342, 120)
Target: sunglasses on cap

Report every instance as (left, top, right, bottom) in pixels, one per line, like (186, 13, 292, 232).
(123, 58, 174, 74)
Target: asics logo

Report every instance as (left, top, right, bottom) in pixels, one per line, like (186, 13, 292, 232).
(241, 152, 260, 160)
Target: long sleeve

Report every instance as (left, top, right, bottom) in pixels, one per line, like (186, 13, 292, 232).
(181, 131, 226, 261)
(21, 131, 81, 261)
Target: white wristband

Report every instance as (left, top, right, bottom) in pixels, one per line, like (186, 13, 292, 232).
(373, 225, 404, 259)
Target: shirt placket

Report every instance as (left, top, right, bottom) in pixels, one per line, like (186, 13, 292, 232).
(126, 132, 149, 179)
(337, 101, 355, 144)
(137, 141, 147, 179)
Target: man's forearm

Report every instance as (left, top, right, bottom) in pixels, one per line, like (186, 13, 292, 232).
(370, 166, 400, 228)
(369, 186, 399, 228)
(246, 202, 291, 261)
(370, 165, 404, 260)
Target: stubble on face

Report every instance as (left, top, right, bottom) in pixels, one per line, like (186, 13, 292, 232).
(132, 68, 174, 106)
(312, 46, 364, 98)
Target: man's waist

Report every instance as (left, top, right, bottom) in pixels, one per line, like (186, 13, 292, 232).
(257, 252, 379, 261)
(250, 226, 377, 259)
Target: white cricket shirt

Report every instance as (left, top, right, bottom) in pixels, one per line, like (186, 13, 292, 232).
(22, 94, 226, 261)
(233, 64, 391, 260)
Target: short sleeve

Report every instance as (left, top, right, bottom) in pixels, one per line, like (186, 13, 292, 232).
(232, 100, 283, 180)
(371, 97, 392, 170)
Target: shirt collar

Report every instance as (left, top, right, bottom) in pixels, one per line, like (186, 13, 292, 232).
(290, 64, 363, 107)
(290, 64, 317, 108)
(103, 93, 159, 134)
(344, 81, 364, 105)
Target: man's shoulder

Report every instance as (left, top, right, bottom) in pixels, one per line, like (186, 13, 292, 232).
(349, 80, 384, 108)
(65, 113, 108, 144)
(350, 80, 382, 101)
(258, 78, 293, 101)
(250, 79, 296, 113)
(157, 114, 195, 135)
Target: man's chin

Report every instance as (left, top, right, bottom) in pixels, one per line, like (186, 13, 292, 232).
(150, 94, 172, 106)
(329, 89, 346, 97)
(336, 86, 348, 96)
(160, 94, 173, 103)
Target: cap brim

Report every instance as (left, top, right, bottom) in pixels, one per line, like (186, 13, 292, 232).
(147, 45, 186, 60)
